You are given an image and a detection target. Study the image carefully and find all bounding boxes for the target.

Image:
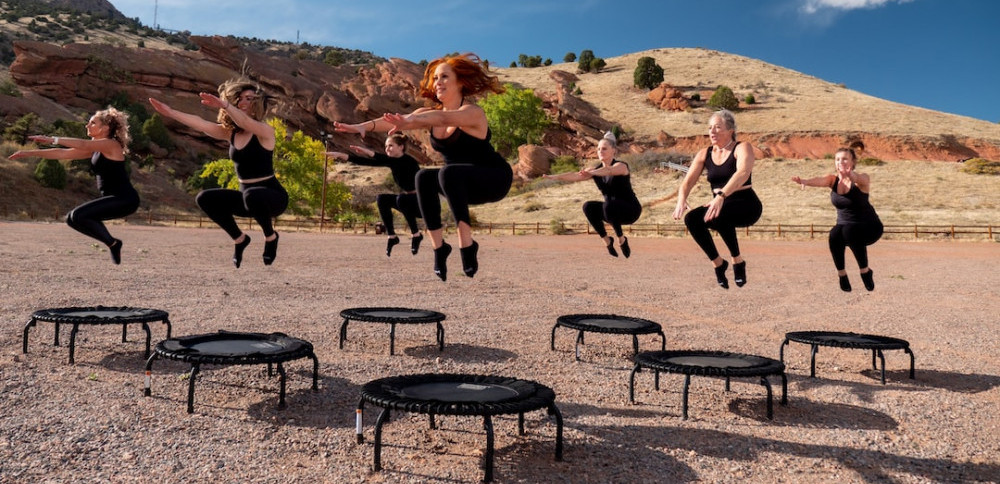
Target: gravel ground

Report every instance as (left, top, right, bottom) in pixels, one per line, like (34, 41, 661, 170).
(1, 221, 998, 483)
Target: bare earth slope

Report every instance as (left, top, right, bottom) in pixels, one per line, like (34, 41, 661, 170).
(1, 223, 997, 483)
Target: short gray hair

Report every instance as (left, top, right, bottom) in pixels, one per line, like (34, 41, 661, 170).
(601, 131, 617, 149)
(710, 109, 737, 133)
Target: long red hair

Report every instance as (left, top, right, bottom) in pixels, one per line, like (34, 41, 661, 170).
(417, 53, 504, 106)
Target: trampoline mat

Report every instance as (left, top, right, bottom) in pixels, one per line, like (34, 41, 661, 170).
(786, 331, 909, 349)
(400, 382, 520, 403)
(156, 331, 313, 364)
(341, 307, 445, 323)
(33, 306, 168, 323)
(363, 373, 555, 416)
(635, 350, 784, 377)
(557, 314, 661, 334)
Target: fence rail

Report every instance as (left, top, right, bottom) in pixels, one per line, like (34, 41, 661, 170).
(2, 208, 995, 241)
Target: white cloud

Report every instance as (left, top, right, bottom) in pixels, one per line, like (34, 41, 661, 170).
(800, 0, 914, 15)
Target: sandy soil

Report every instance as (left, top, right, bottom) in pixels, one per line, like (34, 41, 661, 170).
(1, 222, 998, 483)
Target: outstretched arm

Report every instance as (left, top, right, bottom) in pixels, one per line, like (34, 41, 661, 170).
(9, 135, 120, 160)
(383, 105, 488, 138)
(200, 92, 275, 149)
(543, 170, 593, 182)
(149, 97, 229, 141)
(791, 174, 836, 189)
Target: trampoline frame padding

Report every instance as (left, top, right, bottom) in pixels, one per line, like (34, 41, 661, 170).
(551, 313, 666, 361)
(780, 330, 915, 384)
(339, 307, 446, 355)
(357, 373, 563, 483)
(144, 331, 319, 413)
(629, 350, 788, 420)
(23, 306, 171, 364)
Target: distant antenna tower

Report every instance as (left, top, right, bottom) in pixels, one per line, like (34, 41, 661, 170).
(154, 0, 158, 29)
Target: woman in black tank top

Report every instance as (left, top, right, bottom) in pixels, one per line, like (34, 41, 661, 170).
(334, 53, 511, 281)
(791, 147, 882, 291)
(150, 78, 288, 268)
(10, 107, 138, 265)
(544, 132, 641, 257)
(672, 109, 762, 289)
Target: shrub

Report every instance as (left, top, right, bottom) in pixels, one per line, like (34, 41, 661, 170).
(478, 84, 550, 158)
(589, 58, 606, 73)
(550, 219, 570, 235)
(858, 157, 884, 167)
(708, 85, 739, 110)
(34, 159, 66, 189)
(577, 50, 595, 72)
(633, 56, 664, 90)
(142, 114, 173, 149)
(960, 158, 1000, 175)
(573, 86, 582, 95)
(550, 155, 578, 174)
(544, 58, 552, 66)
(690, 93, 701, 101)
(0, 78, 21, 97)
(744, 94, 756, 104)
(509, 61, 517, 68)
(563, 52, 576, 63)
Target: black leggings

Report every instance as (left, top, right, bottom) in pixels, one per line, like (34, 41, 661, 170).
(66, 191, 140, 245)
(684, 189, 762, 260)
(583, 198, 641, 238)
(196, 177, 288, 239)
(416, 164, 512, 231)
(376, 192, 421, 236)
(829, 222, 883, 270)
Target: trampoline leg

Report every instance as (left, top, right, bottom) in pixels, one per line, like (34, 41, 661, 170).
(518, 412, 525, 435)
(550, 324, 558, 351)
(779, 338, 789, 363)
(654, 370, 660, 391)
(373, 407, 389, 472)
(310, 352, 319, 390)
(437, 322, 445, 351)
(163, 317, 172, 339)
(68, 323, 80, 364)
(760, 377, 774, 420)
(682, 375, 691, 420)
(429, 414, 436, 430)
(483, 415, 495, 482)
(906, 347, 915, 379)
(389, 323, 396, 356)
(809, 344, 818, 378)
(276, 362, 287, 409)
(141, 323, 151, 359)
(339, 317, 349, 350)
(659, 331, 666, 350)
(628, 364, 640, 403)
(780, 372, 788, 405)
(725, 377, 731, 392)
(54, 322, 60, 346)
(356, 399, 365, 444)
(267, 363, 273, 377)
(872, 349, 878, 370)
(187, 363, 200, 414)
(632, 334, 639, 355)
(877, 350, 886, 385)
(574, 331, 583, 361)
(143, 353, 158, 397)
(122, 323, 128, 343)
(22, 318, 37, 354)
(549, 404, 564, 461)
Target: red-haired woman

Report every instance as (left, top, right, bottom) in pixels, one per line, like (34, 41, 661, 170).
(10, 107, 138, 264)
(335, 53, 512, 281)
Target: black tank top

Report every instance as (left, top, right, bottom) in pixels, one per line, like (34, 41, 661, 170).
(229, 131, 275, 180)
(429, 127, 507, 168)
(592, 160, 639, 203)
(91, 152, 134, 196)
(347, 153, 420, 192)
(705, 142, 752, 190)
(831, 177, 880, 225)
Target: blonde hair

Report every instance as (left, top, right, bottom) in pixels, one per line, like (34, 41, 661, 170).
(217, 78, 267, 131)
(93, 106, 131, 154)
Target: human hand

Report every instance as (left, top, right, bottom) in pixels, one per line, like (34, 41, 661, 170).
(199, 92, 226, 109)
(703, 196, 723, 222)
(333, 121, 366, 138)
(26, 135, 54, 144)
(349, 145, 375, 157)
(672, 200, 689, 220)
(791, 176, 805, 189)
(382, 113, 410, 135)
(8, 150, 28, 160)
(323, 151, 348, 161)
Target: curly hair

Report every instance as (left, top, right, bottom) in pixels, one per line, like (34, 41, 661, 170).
(417, 53, 504, 106)
(217, 78, 267, 131)
(387, 132, 409, 153)
(93, 106, 131, 154)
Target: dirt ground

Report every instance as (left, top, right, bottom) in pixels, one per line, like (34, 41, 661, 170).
(0, 222, 998, 483)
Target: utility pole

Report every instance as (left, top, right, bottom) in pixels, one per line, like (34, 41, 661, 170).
(153, 0, 158, 29)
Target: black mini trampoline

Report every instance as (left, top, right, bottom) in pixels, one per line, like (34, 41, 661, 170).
(358, 373, 563, 482)
(22, 306, 171, 364)
(780, 330, 915, 384)
(551, 314, 666, 361)
(144, 331, 319, 413)
(339, 307, 446, 355)
(630, 350, 788, 420)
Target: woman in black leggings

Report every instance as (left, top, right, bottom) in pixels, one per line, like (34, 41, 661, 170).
(335, 53, 511, 281)
(11, 107, 138, 265)
(543, 132, 641, 257)
(792, 148, 883, 291)
(150, 78, 288, 267)
(672, 109, 762, 289)
(325, 133, 424, 257)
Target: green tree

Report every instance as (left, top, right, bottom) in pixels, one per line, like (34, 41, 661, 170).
(633, 56, 664, 90)
(478, 84, 550, 158)
(590, 58, 606, 73)
(708, 85, 739, 111)
(198, 119, 352, 217)
(577, 50, 595, 72)
(3, 112, 40, 144)
(142, 114, 173, 149)
(324, 50, 344, 66)
(563, 52, 576, 63)
(34, 159, 67, 189)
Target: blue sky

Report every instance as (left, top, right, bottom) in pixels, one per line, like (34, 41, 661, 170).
(110, 0, 999, 123)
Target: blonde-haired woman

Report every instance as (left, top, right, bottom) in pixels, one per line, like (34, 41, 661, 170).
(10, 107, 138, 264)
(792, 148, 882, 291)
(543, 132, 641, 257)
(335, 53, 512, 281)
(149, 78, 288, 267)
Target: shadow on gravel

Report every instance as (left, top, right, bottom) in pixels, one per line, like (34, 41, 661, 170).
(405, 342, 518, 363)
